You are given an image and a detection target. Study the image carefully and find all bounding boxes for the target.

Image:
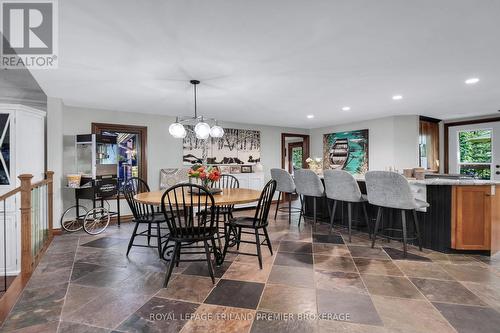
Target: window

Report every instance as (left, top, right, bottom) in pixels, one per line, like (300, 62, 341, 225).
(0, 114, 10, 185)
(458, 129, 492, 180)
(92, 123, 147, 186)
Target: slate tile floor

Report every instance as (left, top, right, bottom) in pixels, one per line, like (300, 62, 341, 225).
(2, 205, 500, 333)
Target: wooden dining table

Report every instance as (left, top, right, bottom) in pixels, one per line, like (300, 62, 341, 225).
(133, 188, 262, 207)
(134, 187, 262, 265)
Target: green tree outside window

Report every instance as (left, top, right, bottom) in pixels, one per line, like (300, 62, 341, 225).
(292, 147, 303, 169)
(458, 130, 492, 180)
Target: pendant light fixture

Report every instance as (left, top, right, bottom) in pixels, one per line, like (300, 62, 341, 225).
(168, 80, 224, 139)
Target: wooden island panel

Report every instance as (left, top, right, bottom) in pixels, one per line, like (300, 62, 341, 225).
(491, 186, 500, 255)
(452, 185, 497, 251)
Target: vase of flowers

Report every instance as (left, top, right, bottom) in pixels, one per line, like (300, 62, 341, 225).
(188, 164, 221, 192)
(306, 157, 323, 175)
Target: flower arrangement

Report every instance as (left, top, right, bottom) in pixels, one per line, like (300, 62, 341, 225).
(188, 164, 221, 189)
(306, 157, 323, 174)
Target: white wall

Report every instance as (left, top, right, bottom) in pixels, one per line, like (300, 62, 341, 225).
(47, 97, 64, 222)
(310, 115, 419, 171)
(393, 116, 420, 170)
(55, 104, 307, 226)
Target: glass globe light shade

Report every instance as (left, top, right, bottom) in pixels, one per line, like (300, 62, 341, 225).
(194, 122, 211, 140)
(169, 122, 186, 138)
(210, 125, 224, 138)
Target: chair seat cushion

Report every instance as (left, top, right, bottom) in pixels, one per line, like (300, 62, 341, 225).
(226, 216, 260, 228)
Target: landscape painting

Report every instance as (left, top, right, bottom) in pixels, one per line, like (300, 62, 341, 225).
(183, 127, 261, 165)
(323, 129, 368, 175)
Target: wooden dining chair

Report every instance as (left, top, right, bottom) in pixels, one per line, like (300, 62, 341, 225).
(222, 180, 277, 269)
(160, 183, 218, 287)
(122, 177, 168, 257)
(212, 174, 240, 221)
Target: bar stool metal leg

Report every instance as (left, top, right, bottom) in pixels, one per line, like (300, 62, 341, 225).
(412, 209, 423, 251)
(347, 202, 352, 242)
(288, 193, 292, 224)
(274, 191, 281, 220)
(371, 207, 382, 248)
(401, 210, 408, 257)
(298, 195, 304, 226)
(313, 197, 317, 230)
(329, 200, 337, 233)
(362, 202, 372, 239)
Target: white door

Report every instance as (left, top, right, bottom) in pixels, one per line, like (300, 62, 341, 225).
(448, 121, 500, 181)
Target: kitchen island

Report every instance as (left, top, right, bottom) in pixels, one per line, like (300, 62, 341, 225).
(304, 177, 500, 255)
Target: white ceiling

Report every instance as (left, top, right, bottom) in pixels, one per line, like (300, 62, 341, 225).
(31, 0, 500, 128)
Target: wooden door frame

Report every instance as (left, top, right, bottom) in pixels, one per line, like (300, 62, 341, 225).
(92, 122, 148, 183)
(281, 133, 310, 170)
(287, 141, 304, 173)
(444, 116, 500, 173)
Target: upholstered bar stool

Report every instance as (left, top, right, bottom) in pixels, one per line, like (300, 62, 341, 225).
(365, 171, 428, 257)
(294, 169, 325, 227)
(271, 168, 301, 224)
(323, 170, 371, 242)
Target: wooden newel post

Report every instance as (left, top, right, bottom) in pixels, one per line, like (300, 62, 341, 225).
(19, 174, 33, 278)
(46, 171, 54, 240)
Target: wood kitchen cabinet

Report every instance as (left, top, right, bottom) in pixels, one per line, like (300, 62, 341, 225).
(451, 185, 500, 251)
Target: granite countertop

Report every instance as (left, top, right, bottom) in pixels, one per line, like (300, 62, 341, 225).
(317, 174, 500, 185)
(406, 178, 500, 186)
(349, 175, 500, 186)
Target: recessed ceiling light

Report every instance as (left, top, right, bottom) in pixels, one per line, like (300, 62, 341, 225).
(307, 114, 314, 119)
(392, 95, 403, 100)
(342, 106, 351, 111)
(465, 77, 480, 85)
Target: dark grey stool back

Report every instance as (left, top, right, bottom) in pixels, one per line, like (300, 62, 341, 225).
(365, 171, 427, 257)
(271, 168, 296, 193)
(294, 169, 324, 227)
(294, 169, 324, 197)
(323, 170, 370, 242)
(365, 171, 419, 210)
(270, 168, 299, 223)
(324, 170, 363, 202)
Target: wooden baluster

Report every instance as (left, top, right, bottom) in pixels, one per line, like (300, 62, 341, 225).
(18, 174, 33, 279)
(46, 171, 54, 240)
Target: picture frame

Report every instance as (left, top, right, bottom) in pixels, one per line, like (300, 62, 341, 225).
(240, 165, 253, 173)
(229, 165, 241, 174)
(183, 126, 261, 165)
(323, 129, 369, 175)
(219, 165, 231, 174)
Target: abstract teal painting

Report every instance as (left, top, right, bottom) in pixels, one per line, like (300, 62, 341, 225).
(323, 129, 369, 175)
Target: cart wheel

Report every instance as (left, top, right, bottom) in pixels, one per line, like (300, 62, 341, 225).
(83, 207, 110, 235)
(61, 205, 87, 232)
